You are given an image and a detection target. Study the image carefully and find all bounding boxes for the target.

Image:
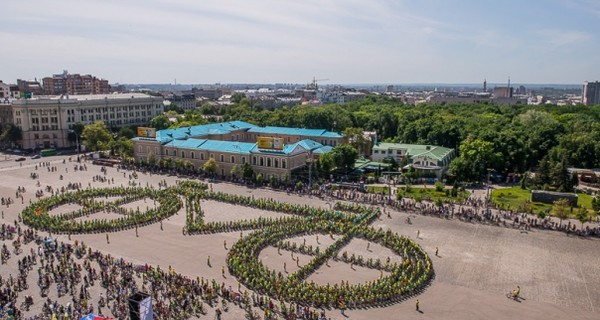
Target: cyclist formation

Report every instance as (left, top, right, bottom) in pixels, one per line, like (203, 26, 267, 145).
(2, 155, 592, 318)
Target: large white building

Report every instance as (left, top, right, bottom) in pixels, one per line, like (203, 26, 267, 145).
(11, 93, 163, 150)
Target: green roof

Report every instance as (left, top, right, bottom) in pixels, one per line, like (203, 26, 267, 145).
(373, 143, 454, 161)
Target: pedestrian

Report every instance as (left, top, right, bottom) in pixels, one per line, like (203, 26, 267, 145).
(106, 233, 109, 244)
(435, 247, 439, 257)
(416, 299, 420, 311)
(417, 229, 420, 239)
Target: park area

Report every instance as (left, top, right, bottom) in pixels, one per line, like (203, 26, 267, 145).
(491, 186, 595, 219)
(0, 155, 599, 319)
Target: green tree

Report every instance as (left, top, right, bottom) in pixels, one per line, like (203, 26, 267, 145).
(318, 152, 335, 176)
(67, 122, 85, 143)
(551, 156, 572, 192)
(230, 164, 242, 178)
(242, 162, 254, 180)
(552, 198, 571, 228)
(343, 127, 371, 157)
(330, 144, 358, 173)
(81, 121, 113, 151)
(111, 137, 134, 158)
(149, 115, 171, 130)
(231, 92, 246, 104)
(0, 124, 22, 146)
(535, 157, 552, 188)
(576, 208, 588, 230)
(118, 127, 136, 139)
(450, 135, 499, 182)
(203, 158, 218, 176)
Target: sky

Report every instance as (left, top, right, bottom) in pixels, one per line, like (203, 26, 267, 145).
(1, 0, 599, 84)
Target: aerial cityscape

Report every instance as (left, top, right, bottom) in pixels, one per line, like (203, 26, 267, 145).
(1, 1, 600, 320)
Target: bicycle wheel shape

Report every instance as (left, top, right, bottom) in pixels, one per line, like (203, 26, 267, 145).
(21, 187, 182, 233)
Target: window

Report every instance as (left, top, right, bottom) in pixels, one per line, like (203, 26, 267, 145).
(191, 152, 195, 159)
(259, 158, 264, 166)
(201, 153, 205, 160)
(253, 156, 257, 165)
(230, 156, 235, 163)
(181, 151, 185, 158)
(282, 160, 286, 169)
(242, 157, 246, 164)
(172, 149, 176, 156)
(374, 150, 379, 154)
(220, 154, 224, 162)
(267, 158, 271, 167)
(274, 159, 279, 168)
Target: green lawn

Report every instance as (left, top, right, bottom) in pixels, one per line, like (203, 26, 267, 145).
(491, 186, 594, 218)
(396, 187, 470, 203)
(366, 185, 391, 195)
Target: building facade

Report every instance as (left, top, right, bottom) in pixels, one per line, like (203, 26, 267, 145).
(17, 79, 44, 96)
(132, 121, 342, 180)
(11, 93, 163, 150)
(371, 143, 456, 178)
(43, 71, 110, 95)
(583, 81, 600, 106)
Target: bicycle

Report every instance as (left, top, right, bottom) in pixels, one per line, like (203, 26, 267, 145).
(506, 291, 519, 300)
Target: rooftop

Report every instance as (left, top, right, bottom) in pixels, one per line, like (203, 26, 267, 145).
(12, 93, 160, 104)
(140, 136, 329, 156)
(247, 126, 344, 138)
(374, 142, 454, 161)
(156, 121, 256, 141)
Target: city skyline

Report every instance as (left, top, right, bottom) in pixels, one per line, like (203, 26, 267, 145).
(1, 0, 599, 84)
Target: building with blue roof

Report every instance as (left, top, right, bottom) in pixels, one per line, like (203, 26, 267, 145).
(132, 121, 344, 179)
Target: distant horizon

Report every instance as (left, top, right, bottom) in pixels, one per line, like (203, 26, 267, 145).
(116, 82, 585, 88)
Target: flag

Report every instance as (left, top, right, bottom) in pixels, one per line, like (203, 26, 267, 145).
(80, 314, 112, 320)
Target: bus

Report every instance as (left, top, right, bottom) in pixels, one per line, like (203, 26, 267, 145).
(41, 148, 57, 157)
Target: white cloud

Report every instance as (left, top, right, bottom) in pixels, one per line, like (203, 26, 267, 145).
(0, 0, 597, 83)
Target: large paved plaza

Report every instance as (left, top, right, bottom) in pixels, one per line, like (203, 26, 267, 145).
(0, 154, 599, 319)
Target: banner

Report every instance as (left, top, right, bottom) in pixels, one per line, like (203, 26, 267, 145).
(139, 296, 153, 320)
(137, 127, 156, 138)
(257, 137, 284, 150)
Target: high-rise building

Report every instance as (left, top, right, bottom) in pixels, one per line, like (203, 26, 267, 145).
(582, 81, 600, 105)
(43, 70, 110, 95)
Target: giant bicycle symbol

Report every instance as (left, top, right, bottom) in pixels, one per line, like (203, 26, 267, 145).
(21, 181, 433, 309)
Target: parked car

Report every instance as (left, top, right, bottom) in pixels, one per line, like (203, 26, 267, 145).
(15, 157, 26, 162)
(31, 155, 41, 159)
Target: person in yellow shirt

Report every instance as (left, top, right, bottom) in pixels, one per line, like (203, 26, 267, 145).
(513, 285, 520, 299)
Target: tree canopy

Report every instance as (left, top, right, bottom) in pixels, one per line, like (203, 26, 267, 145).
(81, 121, 113, 151)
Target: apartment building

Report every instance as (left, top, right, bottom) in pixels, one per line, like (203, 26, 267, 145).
(583, 81, 600, 106)
(43, 71, 110, 95)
